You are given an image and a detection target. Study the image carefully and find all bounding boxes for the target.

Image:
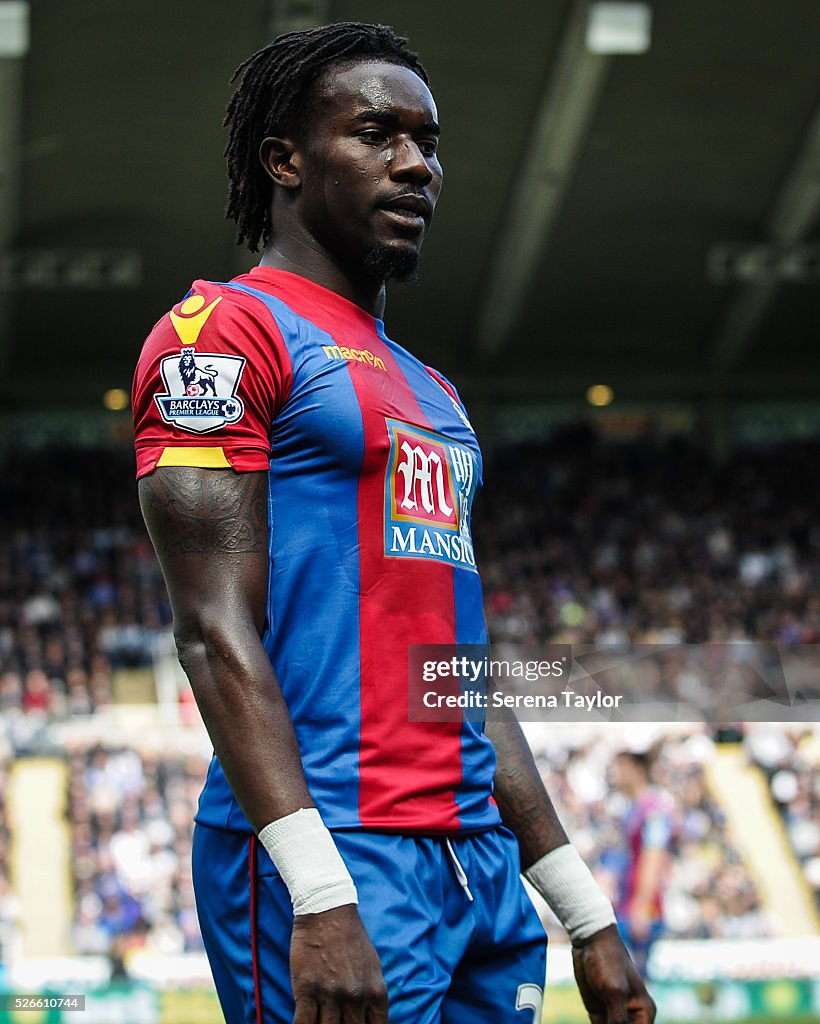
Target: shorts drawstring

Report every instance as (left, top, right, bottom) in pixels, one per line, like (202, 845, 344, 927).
(445, 838, 474, 902)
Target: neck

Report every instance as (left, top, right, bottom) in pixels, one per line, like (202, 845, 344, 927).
(259, 237, 386, 319)
(629, 780, 648, 800)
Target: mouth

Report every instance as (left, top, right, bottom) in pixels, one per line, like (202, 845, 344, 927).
(377, 194, 432, 234)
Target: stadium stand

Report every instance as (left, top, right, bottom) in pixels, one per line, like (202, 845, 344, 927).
(2, 438, 818, 961)
(524, 726, 770, 943)
(3, 435, 819, 716)
(477, 431, 820, 647)
(66, 742, 208, 957)
(0, 448, 171, 718)
(705, 743, 818, 936)
(0, 734, 19, 965)
(746, 728, 820, 914)
(7, 758, 71, 955)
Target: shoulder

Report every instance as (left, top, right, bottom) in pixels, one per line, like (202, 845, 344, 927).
(139, 279, 283, 362)
(423, 363, 460, 403)
(639, 791, 674, 846)
(134, 279, 293, 404)
(132, 280, 295, 477)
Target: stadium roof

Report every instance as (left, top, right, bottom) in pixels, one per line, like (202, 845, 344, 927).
(2, 0, 820, 407)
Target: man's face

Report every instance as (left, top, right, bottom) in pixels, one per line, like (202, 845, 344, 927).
(611, 754, 644, 796)
(610, 754, 634, 794)
(296, 60, 443, 282)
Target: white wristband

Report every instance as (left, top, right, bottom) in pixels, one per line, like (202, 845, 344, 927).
(258, 808, 358, 916)
(524, 844, 616, 943)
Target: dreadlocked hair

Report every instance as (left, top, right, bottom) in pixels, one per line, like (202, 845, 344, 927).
(223, 22, 429, 252)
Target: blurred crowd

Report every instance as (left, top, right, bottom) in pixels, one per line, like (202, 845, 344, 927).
(4, 437, 819, 708)
(478, 431, 820, 647)
(0, 448, 175, 963)
(746, 727, 820, 912)
(0, 448, 171, 718)
(0, 734, 15, 963)
(67, 742, 208, 957)
(1, 437, 819, 959)
(528, 728, 769, 943)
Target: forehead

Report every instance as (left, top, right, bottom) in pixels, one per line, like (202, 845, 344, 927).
(312, 60, 438, 125)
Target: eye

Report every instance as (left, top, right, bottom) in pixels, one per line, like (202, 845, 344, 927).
(418, 138, 439, 158)
(359, 130, 388, 146)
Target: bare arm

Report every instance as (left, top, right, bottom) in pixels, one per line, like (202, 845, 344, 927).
(485, 699, 569, 870)
(486, 693, 656, 1022)
(139, 466, 387, 1024)
(139, 467, 311, 829)
(634, 847, 666, 907)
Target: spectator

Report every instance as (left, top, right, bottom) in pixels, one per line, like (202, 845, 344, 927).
(66, 742, 211, 957)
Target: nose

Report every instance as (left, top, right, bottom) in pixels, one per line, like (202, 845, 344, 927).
(388, 136, 434, 185)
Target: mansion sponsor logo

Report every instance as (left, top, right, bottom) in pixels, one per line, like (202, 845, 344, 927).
(384, 419, 478, 572)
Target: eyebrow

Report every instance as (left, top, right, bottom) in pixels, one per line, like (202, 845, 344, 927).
(352, 109, 440, 136)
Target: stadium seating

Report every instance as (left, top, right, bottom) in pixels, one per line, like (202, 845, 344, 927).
(3, 439, 819, 954)
(746, 728, 820, 914)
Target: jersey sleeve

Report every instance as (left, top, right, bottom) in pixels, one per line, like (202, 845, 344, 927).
(641, 809, 673, 850)
(132, 280, 293, 478)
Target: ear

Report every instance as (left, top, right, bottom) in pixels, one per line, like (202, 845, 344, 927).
(259, 136, 302, 190)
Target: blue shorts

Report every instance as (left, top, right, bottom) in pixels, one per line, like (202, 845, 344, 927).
(192, 823, 548, 1024)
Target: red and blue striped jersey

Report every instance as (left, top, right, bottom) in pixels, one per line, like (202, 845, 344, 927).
(618, 789, 674, 920)
(133, 267, 500, 834)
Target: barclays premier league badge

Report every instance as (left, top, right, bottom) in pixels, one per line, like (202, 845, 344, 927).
(154, 348, 246, 434)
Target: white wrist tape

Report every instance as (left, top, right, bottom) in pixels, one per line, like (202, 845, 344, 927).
(524, 843, 616, 943)
(258, 808, 358, 916)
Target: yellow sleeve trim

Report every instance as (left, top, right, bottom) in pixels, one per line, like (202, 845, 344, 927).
(156, 446, 231, 469)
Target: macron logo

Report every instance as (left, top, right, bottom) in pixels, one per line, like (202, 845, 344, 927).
(323, 344, 387, 372)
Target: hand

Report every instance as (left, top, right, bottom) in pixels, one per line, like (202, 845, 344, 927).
(571, 924, 656, 1024)
(290, 904, 389, 1023)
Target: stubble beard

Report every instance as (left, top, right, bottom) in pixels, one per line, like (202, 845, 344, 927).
(362, 243, 421, 284)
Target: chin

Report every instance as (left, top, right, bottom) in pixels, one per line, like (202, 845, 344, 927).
(363, 242, 421, 283)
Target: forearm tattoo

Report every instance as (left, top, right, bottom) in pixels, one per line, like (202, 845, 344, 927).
(140, 469, 267, 554)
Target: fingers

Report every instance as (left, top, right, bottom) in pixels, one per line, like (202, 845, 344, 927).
(293, 987, 388, 1024)
(629, 993, 657, 1023)
(339, 983, 386, 1024)
(318, 1004, 342, 1024)
(601, 977, 659, 1024)
(365, 992, 389, 1024)
(290, 907, 388, 1024)
(293, 995, 319, 1024)
(599, 989, 656, 1024)
(604, 993, 631, 1024)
